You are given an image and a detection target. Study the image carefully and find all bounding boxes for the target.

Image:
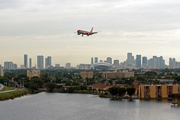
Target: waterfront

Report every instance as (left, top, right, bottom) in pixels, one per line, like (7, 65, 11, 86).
(0, 92, 179, 120)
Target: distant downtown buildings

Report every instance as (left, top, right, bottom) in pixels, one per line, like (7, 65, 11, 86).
(91, 53, 166, 69)
(2, 53, 180, 69)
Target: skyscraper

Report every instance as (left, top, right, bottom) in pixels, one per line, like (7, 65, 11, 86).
(65, 63, 71, 68)
(91, 57, 93, 64)
(37, 55, 44, 69)
(127, 53, 132, 65)
(95, 57, 98, 63)
(142, 56, 147, 67)
(29, 58, 32, 68)
(114, 59, 119, 68)
(136, 55, 141, 68)
(45, 56, 52, 68)
(107, 57, 112, 64)
(24, 54, 28, 68)
(169, 58, 176, 68)
(4, 62, 17, 70)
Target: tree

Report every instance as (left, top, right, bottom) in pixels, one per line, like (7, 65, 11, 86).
(72, 81, 79, 86)
(117, 87, 126, 98)
(126, 87, 135, 99)
(108, 87, 118, 97)
(79, 85, 87, 90)
(45, 82, 57, 92)
(29, 84, 38, 93)
(65, 80, 72, 86)
(31, 78, 44, 88)
(108, 79, 113, 85)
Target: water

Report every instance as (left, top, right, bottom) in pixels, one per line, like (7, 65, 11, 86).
(0, 92, 179, 120)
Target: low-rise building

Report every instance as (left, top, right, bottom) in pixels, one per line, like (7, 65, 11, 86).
(80, 71, 93, 80)
(102, 71, 134, 79)
(0, 69, 3, 77)
(27, 70, 41, 78)
(139, 85, 180, 98)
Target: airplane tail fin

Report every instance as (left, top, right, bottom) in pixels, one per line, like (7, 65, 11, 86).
(90, 27, 93, 33)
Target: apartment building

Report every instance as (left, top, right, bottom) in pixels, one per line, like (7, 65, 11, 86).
(80, 71, 93, 80)
(102, 72, 134, 79)
(139, 85, 180, 98)
(27, 70, 41, 78)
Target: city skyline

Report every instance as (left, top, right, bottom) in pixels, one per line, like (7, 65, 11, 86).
(1, 53, 180, 68)
(0, 0, 180, 66)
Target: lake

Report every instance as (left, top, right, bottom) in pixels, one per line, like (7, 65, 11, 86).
(0, 92, 179, 120)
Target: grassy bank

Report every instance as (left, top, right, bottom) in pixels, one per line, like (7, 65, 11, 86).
(0, 89, 29, 101)
(1, 86, 13, 92)
(172, 102, 180, 105)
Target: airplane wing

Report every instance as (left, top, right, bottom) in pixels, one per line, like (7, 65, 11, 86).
(91, 32, 98, 34)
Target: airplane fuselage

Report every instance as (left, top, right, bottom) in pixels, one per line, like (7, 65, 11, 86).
(77, 28, 98, 37)
(77, 30, 93, 36)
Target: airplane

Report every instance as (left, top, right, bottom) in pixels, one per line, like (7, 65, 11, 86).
(77, 27, 98, 37)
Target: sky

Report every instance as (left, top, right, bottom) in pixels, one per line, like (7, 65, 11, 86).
(0, 0, 180, 67)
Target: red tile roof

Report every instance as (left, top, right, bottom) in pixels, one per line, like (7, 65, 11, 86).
(93, 85, 139, 90)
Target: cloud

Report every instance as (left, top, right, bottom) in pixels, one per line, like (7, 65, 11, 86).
(0, 0, 180, 65)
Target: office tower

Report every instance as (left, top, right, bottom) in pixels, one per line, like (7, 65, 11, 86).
(37, 55, 44, 69)
(131, 56, 135, 65)
(4, 62, 17, 70)
(29, 58, 32, 68)
(45, 56, 52, 68)
(142, 57, 147, 67)
(169, 58, 176, 68)
(153, 56, 157, 59)
(107, 57, 112, 64)
(45, 58, 48, 68)
(91, 57, 93, 64)
(114, 60, 119, 68)
(24, 54, 28, 68)
(136, 55, 141, 68)
(127, 53, 132, 65)
(0, 65, 3, 69)
(157, 56, 165, 69)
(95, 57, 98, 63)
(65, 63, 71, 68)
(55, 64, 60, 68)
(47, 56, 51, 66)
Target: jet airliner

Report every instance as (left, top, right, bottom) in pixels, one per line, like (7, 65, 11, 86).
(77, 27, 98, 37)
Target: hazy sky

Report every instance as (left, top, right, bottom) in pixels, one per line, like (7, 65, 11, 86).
(0, 0, 180, 67)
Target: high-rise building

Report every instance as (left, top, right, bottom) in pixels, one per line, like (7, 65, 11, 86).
(37, 55, 44, 69)
(148, 58, 157, 68)
(55, 64, 60, 68)
(95, 57, 98, 63)
(114, 60, 119, 68)
(136, 55, 141, 68)
(29, 58, 32, 68)
(91, 57, 93, 64)
(107, 57, 112, 64)
(4, 62, 17, 70)
(142, 57, 147, 67)
(0, 65, 3, 69)
(127, 53, 132, 65)
(148, 56, 165, 69)
(45, 56, 52, 68)
(65, 63, 71, 68)
(169, 58, 176, 68)
(24, 54, 28, 68)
